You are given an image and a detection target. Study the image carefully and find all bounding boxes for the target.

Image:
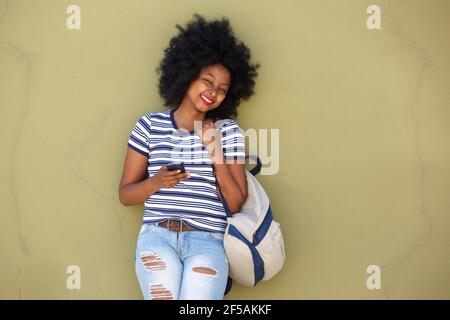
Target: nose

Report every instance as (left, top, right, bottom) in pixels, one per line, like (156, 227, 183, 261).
(208, 88, 218, 99)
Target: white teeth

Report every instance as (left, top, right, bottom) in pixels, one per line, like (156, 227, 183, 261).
(201, 95, 212, 103)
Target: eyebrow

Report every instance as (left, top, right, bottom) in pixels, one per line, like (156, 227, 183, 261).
(205, 73, 229, 86)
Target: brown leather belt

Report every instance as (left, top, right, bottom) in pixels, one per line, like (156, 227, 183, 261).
(157, 219, 198, 232)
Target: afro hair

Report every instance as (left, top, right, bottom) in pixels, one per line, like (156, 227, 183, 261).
(156, 13, 260, 121)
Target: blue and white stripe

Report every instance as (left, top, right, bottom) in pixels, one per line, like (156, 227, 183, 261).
(127, 108, 245, 232)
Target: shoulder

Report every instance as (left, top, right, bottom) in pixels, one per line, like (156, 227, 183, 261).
(216, 118, 240, 129)
(217, 118, 243, 134)
(135, 109, 171, 124)
(143, 109, 170, 119)
(131, 110, 165, 135)
(150, 109, 171, 117)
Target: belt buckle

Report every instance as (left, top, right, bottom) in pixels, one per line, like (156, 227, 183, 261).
(168, 219, 183, 232)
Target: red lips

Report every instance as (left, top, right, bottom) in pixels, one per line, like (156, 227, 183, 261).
(200, 95, 214, 105)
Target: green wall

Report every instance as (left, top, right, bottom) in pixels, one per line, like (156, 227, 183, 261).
(1, 0, 449, 299)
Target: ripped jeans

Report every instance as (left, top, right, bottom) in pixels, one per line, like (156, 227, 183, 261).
(134, 223, 229, 300)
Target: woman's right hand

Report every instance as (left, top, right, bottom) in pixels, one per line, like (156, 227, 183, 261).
(151, 165, 190, 189)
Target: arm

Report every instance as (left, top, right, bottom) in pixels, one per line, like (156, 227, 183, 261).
(198, 119, 248, 214)
(213, 153, 248, 214)
(118, 147, 190, 206)
(118, 147, 159, 206)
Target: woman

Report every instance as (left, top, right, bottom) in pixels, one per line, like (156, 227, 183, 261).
(119, 13, 259, 300)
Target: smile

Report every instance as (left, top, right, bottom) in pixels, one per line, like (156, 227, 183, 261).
(200, 95, 214, 105)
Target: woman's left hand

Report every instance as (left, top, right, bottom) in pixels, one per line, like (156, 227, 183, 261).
(196, 119, 224, 164)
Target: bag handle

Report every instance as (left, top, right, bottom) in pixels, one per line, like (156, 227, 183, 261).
(246, 155, 262, 176)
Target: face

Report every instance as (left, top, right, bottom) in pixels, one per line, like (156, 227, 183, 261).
(184, 64, 231, 113)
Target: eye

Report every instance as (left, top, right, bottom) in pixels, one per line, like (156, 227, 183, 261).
(220, 88, 227, 94)
(203, 78, 212, 84)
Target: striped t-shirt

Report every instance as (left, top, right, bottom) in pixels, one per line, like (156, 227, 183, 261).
(127, 108, 246, 232)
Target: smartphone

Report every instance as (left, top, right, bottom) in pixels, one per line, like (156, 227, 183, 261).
(166, 161, 186, 173)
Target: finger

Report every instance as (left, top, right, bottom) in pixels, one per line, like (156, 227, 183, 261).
(165, 176, 182, 185)
(175, 171, 190, 179)
(164, 169, 182, 176)
(202, 123, 214, 131)
(202, 124, 213, 131)
(166, 172, 189, 183)
(176, 175, 189, 182)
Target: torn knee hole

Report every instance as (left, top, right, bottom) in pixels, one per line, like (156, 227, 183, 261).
(192, 267, 217, 275)
(150, 284, 173, 300)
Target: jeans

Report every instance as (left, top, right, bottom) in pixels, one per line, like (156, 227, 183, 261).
(134, 223, 229, 300)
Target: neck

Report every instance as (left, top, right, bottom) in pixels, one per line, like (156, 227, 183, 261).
(173, 98, 207, 132)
